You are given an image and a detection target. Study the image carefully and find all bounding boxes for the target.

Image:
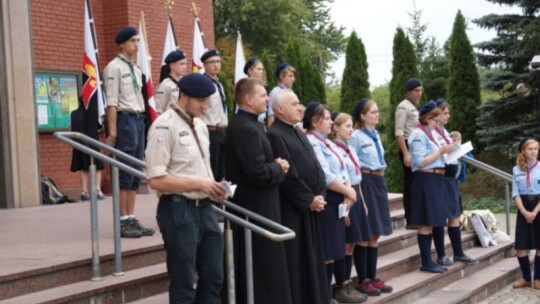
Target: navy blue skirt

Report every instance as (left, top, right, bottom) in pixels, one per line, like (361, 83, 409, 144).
(514, 196, 540, 250)
(320, 189, 346, 261)
(360, 174, 393, 236)
(444, 164, 461, 219)
(346, 186, 372, 243)
(410, 172, 449, 227)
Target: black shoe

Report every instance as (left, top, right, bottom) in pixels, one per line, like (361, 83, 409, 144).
(453, 255, 479, 264)
(436, 256, 454, 267)
(420, 265, 446, 273)
(120, 219, 142, 238)
(130, 218, 155, 236)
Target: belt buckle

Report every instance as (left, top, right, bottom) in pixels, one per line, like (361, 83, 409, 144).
(194, 199, 201, 207)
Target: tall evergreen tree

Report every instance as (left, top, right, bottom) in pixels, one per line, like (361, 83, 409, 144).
(284, 39, 306, 102)
(260, 50, 276, 90)
(303, 61, 327, 104)
(447, 10, 481, 147)
(420, 37, 449, 100)
(474, 1, 540, 153)
(340, 31, 370, 115)
(386, 27, 418, 192)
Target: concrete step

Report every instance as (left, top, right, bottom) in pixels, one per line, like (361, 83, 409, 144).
(388, 193, 403, 211)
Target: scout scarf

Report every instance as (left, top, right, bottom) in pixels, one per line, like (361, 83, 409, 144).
(526, 161, 538, 188)
(334, 141, 361, 174)
(362, 128, 384, 165)
(116, 53, 139, 93)
(307, 130, 345, 170)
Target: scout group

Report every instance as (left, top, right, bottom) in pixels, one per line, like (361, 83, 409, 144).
(105, 27, 540, 304)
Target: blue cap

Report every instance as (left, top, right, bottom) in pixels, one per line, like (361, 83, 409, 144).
(115, 26, 138, 44)
(303, 102, 321, 130)
(165, 50, 186, 64)
(200, 49, 220, 63)
(331, 111, 340, 122)
(178, 73, 216, 98)
(275, 62, 292, 78)
(419, 101, 437, 116)
(435, 98, 447, 108)
(405, 77, 422, 92)
(519, 137, 535, 152)
(243, 57, 258, 75)
(353, 98, 370, 123)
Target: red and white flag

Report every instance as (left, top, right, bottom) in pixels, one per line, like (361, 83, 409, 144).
(81, 0, 105, 122)
(192, 17, 207, 73)
(162, 17, 178, 64)
(234, 31, 247, 84)
(137, 13, 157, 123)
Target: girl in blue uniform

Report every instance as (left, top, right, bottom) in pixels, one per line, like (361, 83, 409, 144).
(303, 103, 365, 303)
(330, 112, 376, 297)
(407, 101, 454, 273)
(432, 99, 478, 267)
(511, 138, 540, 289)
(349, 98, 393, 294)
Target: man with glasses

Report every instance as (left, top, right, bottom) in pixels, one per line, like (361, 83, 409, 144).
(201, 49, 228, 181)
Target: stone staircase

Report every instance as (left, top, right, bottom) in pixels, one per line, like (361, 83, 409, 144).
(0, 194, 524, 303)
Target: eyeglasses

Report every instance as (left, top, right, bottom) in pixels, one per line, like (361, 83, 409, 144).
(204, 60, 221, 65)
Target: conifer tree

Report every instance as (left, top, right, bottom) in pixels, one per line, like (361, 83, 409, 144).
(260, 50, 276, 90)
(284, 39, 305, 102)
(340, 31, 370, 115)
(303, 60, 326, 104)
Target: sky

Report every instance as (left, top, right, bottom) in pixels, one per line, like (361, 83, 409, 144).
(328, 0, 521, 87)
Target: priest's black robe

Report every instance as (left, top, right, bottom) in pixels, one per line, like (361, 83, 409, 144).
(267, 118, 330, 304)
(224, 110, 292, 304)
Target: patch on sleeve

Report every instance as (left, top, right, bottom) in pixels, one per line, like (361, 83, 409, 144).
(178, 130, 189, 137)
(121, 72, 131, 79)
(156, 126, 169, 130)
(156, 135, 165, 143)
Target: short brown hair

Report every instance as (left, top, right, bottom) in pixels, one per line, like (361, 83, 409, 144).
(419, 107, 442, 125)
(234, 78, 262, 106)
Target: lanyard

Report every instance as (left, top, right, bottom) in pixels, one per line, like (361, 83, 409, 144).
(434, 127, 451, 145)
(307, 131, 345, 170)
(526, 161, 538, 189)
(334, 141, 361, 174)
(417, 124, 440, 148)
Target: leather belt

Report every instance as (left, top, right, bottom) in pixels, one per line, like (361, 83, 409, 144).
(361, 169, 385, 176)
(118, 111, 145, 119)
(351, 184, 360, 192)
(207, 125, 227, 132)
(520, 194, 540, 201)
(417, 168, 445, 175)
(160, 194, 209, 207)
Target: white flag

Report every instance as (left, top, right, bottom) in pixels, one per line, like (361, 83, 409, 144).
(234, 32, 247, 84)
(162, 18, 177, 64)
(192, 17, 207, 73)
(137, 15, 157, 123)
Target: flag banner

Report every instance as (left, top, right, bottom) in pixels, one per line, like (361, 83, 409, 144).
(137, 14, 157, 123)
(192, 17, 207, 73)
(162, 17, 178, 64)
(234, 31, 247, 84)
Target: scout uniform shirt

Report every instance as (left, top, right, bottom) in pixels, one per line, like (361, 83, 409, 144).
(145, 106, 214, 199)
(408, 127, 446, 172)
(395, 99, 419, 139)
(201, 76, 228, 128)
(103, 55, 145, 113)
(155, 77, 179, 114)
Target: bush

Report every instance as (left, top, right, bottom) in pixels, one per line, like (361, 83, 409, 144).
(461, 196, 516, 214)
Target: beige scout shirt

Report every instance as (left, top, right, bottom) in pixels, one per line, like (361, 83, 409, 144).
(201, 80, 228, 128)
(155, 78, 179, 114)
(103, 56, 145, 113)
(395, 98, 419, 139)
(145, 108, 214, 199)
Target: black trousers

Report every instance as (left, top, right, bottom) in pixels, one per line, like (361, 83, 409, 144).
(399, 141, 414, 225)
(209, 130, 226, 181)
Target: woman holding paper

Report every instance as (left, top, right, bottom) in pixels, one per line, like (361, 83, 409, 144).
(431, 99, 478, 267)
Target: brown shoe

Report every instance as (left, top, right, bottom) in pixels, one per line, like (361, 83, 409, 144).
(534, 280, 540, 289)
(512, 278, 531, 288)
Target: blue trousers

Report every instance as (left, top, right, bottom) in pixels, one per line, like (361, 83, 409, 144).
(115, 112, 145, 190)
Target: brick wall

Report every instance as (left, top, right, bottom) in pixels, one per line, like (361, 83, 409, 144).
(32, 0, 215, 194)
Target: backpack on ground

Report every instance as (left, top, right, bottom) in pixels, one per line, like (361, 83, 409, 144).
(41, 175, 71, 204)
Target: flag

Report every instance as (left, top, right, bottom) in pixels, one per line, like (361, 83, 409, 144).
(137, 13, 157, 123)
(81, 0, 105, 123)
(192, 17, 207, 73)
(234, 31, 247, 84)
(162, 17, 178, 64)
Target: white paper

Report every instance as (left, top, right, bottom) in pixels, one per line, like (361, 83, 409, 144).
(221, 180, 237, 197)
(38, 104, 48, 125)
(445, 141, 473, 164)
(338, 203, 349, 218)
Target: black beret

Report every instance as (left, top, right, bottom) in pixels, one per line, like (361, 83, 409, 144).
(115, 26, 138, 44)
(419, 101, 437, 116)
(165, 50, 186, 64)
(178, 73, 216, 98)
(303, 102, 321, 130)
(405, 77, 422, 92)
(518, 137, 535, 152)
(275, 62, 292, 78)
(200, 49, 220, 63)
(435, 98, 447, 108)
(331, 111, 340, 122)
(353, 98, 370, 123)
(243, 57, 258, 75)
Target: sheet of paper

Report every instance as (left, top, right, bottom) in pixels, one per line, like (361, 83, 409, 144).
(338, 203, 349, 218)
(221, 180, 237, 197)
(445, 141, 473, 164)
(38, 104, 48, 125)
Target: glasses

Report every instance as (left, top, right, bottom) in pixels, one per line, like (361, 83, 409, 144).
(205, 60, 221, 65)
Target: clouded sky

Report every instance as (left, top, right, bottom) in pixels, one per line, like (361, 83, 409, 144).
(329, 0, 520, 87)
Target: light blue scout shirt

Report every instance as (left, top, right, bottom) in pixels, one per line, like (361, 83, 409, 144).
(307, 131, 349, 186)
(334, 140, 363, 186)
(433, 126, 458, 165)
(349, 129, 387, 171)
(511, 162, 540, 198)
(408, 127, 446, 172)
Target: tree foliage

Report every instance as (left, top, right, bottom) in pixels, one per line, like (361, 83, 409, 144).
(260, 50, 276, 90)
(340, 31, 370, 115)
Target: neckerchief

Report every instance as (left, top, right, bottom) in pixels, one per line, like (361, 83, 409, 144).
(116, 53, 139, 93)
(417, 124, 440, 148)
(334, 141, 361, 174)
(362, 128, 384, 164)
(204, 74, 227, 113)
(434, 126, 451, 145)
(170, 103, 205, 159)
(526, 161, 538, 188)
(307, 130, 345, 170)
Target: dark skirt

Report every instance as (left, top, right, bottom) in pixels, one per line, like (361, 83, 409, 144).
(514, 196, 540, 250)
(320, 189, 346, 261)
(345, 186, 372, 243)
(410, 172, 449, 227)
(360, 174, 393, 236)
(443, 164, 461, 219)
(70, 146, 104, 172)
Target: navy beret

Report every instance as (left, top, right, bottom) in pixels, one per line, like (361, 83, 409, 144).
(200, 49, 220, 63)
(303, 102, 321, 130)
(435, 98, 447, 108)
(419, 101, 437, 116)
(178, 73, 216, 98)
(353, 98, 370, 123)
(275, 62, 292, 78)
(405, 77, 422, 92)
(518, 137, 535, 152)
(165, 50, 186, 64)
(243, 57, 258, 75)
(115, 26, 138, 44)
(331, 111, 340, 122)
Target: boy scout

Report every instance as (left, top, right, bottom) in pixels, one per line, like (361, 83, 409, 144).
(145, 73, 228, 304)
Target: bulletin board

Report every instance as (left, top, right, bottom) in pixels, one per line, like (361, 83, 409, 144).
(35, 72, 79, 130)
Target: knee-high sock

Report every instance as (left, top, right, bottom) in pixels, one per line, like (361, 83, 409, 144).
(334, 258, 347, 285)
(345, 255, 353, 280)
(517, 256, 531, 282)
(534, 255, 540, 280)
(448, 226, 464, 257)
(326, 263, 334, 297)
(354, 245, 368, 281)
(367, 246, 379, 280)
(432, 226, 445, 259)
(418, 233, 435, 268)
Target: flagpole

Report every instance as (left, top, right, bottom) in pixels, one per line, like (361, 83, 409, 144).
(140, 11, 152, 64)
(85, 0, 106, 116)
(164, 0, 179, 48)
(190, 2, 207, 48)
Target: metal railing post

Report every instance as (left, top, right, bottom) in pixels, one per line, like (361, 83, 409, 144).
(505, 181, 511, 236)
(244, 220, 254, 304)
(89, 158, 102, 281)
(225, 218, 235, 304)
(111, 162, 123, 276)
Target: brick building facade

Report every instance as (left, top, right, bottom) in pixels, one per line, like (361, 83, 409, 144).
(31, 0, 215, 195)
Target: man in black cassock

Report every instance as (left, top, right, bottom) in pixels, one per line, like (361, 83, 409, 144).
(224, 78, 293, 304)
(267, 89, 330, 304)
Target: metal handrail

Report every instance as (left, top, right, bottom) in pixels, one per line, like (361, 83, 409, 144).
(54, 131, 295, 303)
(461, 155, 512, 235)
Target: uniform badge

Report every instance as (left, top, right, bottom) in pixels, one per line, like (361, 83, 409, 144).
(121, 72, 131, 79)
(178, 130, 189, 137)
(156, 135, 165, 143)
